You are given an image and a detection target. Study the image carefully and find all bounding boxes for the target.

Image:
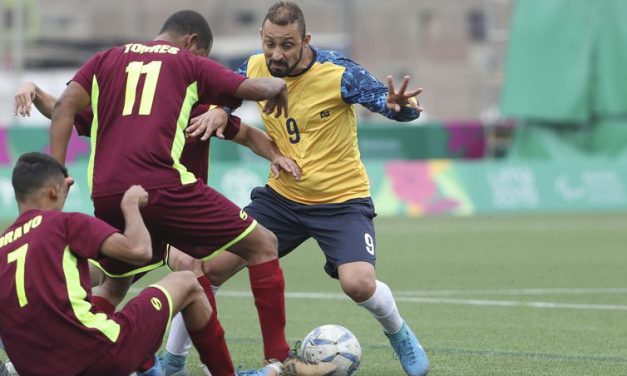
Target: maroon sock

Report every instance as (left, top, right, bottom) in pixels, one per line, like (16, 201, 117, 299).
(197, 275, 218, 314)
(186, 275, 235, 376)
(91, 295, 115, 315)
(189, 318, 235, 376)
(248, 259, 290, 360)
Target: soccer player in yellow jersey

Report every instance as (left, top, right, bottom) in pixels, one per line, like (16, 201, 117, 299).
(162, 2, 428, 375)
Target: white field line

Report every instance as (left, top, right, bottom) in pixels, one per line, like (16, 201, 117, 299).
(128, 287, 627, 311)
(393, 287, 627, 296)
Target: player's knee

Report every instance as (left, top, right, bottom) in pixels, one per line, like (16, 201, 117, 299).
(256, 225, 279, 258)
(173, 270, 200, 294)
(340, 274, 376, 302)
(170, 250, 203, 276)
(95, 276, 132, 305)
(202, 258, 244, 286)
(201, 261, 221, 285)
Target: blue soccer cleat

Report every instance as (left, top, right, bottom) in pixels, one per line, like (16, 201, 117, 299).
(386, 321, 430, 376)
(235, 361, 282, 376)
(159, 352, 188, 376)
(136, 354, 164, 376)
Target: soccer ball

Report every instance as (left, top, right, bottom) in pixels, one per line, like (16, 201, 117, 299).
(298, 324, 361, 376)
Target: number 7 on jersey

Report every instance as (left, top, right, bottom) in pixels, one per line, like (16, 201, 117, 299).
(7, 243, 29, 307)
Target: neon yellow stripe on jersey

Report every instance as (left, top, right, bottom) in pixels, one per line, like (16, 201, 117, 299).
(200, 219, 258, 261)
(171, 82, 198, 185)
(148, 284, 174, 334)
(88, 258, 164, 278)
(87, 76, 100, 194)
(62, 246, 120, 342)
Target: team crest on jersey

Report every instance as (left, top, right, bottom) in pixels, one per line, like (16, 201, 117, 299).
(240, 210, 248, 221)
(151, 297, 163, 311)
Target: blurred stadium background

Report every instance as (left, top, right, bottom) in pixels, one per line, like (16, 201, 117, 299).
(1, 0, 627, 218)
(2, 1, 627, 375)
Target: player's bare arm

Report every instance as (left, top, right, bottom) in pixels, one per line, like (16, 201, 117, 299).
(386, 75, 424, 112)
(187, 106, 228, 141)
(235, 77, 289, 118)
(14, 81, 58, 118)
(99, 185, 152, 265)
(234, 122, 302, 181)
(50, 81, 91, 164)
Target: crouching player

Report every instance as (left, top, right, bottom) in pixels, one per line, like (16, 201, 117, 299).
(0, 153, 218, 376)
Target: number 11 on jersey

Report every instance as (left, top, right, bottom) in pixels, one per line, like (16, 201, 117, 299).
(123, 61, 162, 116)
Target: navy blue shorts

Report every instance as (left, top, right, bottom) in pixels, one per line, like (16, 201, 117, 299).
(244, 186, 377, 278)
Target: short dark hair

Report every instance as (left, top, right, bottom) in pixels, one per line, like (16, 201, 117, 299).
(159, 10, 213, 50)
(263, 2, 306, 38)
(12, 152, 68, 202)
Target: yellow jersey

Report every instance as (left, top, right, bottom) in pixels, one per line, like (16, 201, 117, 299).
(237, 47, 420, 204)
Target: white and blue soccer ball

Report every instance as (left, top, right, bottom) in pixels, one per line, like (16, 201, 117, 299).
(298, 324, 362, 376)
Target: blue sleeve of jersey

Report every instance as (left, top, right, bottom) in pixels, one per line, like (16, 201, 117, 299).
(235, 59, 249, 77)
(339, 58, 420, 122)
(225, 59, 250, 114)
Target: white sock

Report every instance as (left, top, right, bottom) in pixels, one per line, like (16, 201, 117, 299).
(166, 313, 192, 356)
(357, 280, 404, 334)
(165, 283, 222, 356)
(211, 284, 220, 296)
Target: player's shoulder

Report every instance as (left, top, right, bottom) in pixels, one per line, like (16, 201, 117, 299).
(314, 48, 355, 69)
(43, 210, 83, 226)
(246, 52, 266, 68)
(48, 211, 93, 227)
(243, 52, 268, 77)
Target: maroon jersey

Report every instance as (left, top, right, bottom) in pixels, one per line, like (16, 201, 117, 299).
(72, 40, 246, 197)
(74, 107, 94, 136)
(0, 210, 118, 376)
(73, 103, 241, 183)
(181, 105, 241, 183)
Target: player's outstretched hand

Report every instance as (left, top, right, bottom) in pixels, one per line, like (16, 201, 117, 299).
(271, 155, 301, 181)
(386, 75, 423, 113)
(187, 106, 228, 141)
(263, 85, 289, 118)
(14, 81, 37, 117)
(121, 185, 149, 208)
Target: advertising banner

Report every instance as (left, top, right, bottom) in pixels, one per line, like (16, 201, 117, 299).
(2, 159, 626, 221)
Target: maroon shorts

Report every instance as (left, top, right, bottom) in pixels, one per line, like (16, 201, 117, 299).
(79, 286, 172, 375)
(92, 181, 256, 276)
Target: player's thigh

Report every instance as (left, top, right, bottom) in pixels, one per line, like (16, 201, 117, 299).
(92, 195, 167, 277)
(306, 198, 377, 278)
(81, 287, 172, 375)
(226, 222, 278, 263)
(244, 185, 309, 257)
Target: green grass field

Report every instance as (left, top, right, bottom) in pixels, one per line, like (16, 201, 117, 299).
(3, 213, 627, 375)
